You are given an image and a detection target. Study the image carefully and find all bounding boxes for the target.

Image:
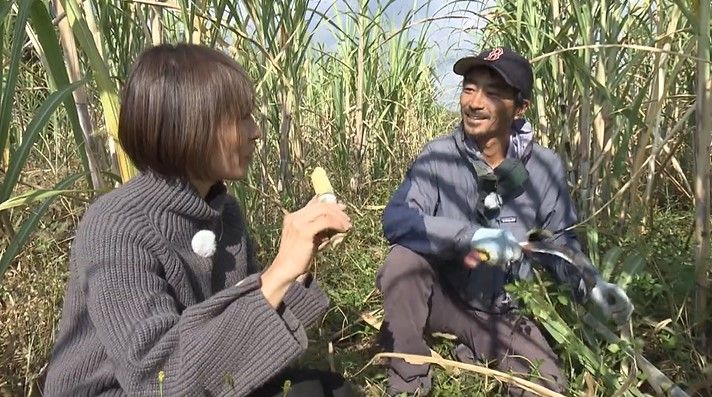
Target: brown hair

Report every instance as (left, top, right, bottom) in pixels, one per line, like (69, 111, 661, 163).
(118, 44, 254, 179)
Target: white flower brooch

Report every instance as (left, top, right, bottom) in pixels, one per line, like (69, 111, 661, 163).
(191, 229, 216, 258)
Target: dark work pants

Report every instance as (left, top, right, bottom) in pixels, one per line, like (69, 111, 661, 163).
(376, 245, 566, 396)
(248, 368, 360, 397)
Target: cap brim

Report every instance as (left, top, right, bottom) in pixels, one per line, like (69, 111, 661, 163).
(453, 57, 485, 76)
(453, 57, 518, 94)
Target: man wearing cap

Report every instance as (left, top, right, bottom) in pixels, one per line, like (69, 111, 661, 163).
(376, 47, 634, 396)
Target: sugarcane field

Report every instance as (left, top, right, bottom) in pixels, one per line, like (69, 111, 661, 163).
(1, 0, 711, 396)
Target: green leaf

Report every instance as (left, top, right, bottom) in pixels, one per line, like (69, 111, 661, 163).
(0, 0, 32, 157)
(0, 0, 13, 22)
(0, 189, 86, 212)
(671, 0, 696, 28)
(586, 227, 600, 268)
(607, 343, 620, 353)
(0, 174, 83, 279)
(616, 251, 645, 289)
(209, 0, 228, 47)
(600, 246, 623, 281)
(61, 0, 130, 181)
(0, 80, 84, 204)
(0, 7, 5, 105)
(28, 0, 93, 187)
(557, 294, 570, 306)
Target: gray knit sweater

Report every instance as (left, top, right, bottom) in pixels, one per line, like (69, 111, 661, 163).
(44, 172, 330, 396)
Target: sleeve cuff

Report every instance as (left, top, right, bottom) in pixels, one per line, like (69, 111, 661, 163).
(281, 275, 330, 328)
(231, 273, 309, 344)
(458, 225, 479, 254)
(183, 273, 309, 395)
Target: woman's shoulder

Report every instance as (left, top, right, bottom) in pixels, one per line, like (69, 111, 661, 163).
(86, 174, 154, 217)
(75, 174, 164, 246)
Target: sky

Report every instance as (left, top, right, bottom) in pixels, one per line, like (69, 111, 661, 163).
(310, 0, 494, 110)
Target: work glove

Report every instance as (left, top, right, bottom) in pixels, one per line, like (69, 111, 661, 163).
(467, 227, 522, 268)
(590, 276, 634, 326)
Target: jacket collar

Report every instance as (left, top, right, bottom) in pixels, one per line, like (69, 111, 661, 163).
(454, 118, 534, 166)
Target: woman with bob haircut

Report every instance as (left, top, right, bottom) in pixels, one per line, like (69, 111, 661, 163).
(44, 44, 357, 397)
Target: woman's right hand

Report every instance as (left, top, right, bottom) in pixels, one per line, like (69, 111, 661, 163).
(261, 197, 351, 307)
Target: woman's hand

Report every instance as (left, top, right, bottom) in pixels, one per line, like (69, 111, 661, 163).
(274, 197, 351, 279)
(261, 197, 351, 308)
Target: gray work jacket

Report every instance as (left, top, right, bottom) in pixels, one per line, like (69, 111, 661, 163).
(383, 120, 592, 313)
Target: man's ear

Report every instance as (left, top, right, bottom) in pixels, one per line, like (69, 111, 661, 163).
(515, 99, 531, 119)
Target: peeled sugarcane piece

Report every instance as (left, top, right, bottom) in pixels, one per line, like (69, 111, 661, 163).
(463, 249, 490, 267)
(472, 250, 490, 262)
(311, 167, 337, 203)
(310, 167, 346, 249)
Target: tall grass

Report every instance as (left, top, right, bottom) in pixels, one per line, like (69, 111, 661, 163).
(0, 0, 451, 258)
(481, 0, 711, 394)
(1, 0, 453, 393)
(1, 0, 710, 395)
(481, 0, 702, 230)
(692, 0, 711, 347)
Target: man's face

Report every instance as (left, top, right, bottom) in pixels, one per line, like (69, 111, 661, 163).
(459, 67, 522, 140)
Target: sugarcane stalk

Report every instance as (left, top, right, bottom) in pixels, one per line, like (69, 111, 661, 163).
(582, 313, 690, 397)
(692, 0, 711, 349)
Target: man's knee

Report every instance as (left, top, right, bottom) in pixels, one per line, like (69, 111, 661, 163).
(376, 245, 434, 293)
(498, 316, 567, 395)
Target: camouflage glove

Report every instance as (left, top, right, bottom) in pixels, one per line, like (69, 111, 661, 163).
(590, 277, 634, 325)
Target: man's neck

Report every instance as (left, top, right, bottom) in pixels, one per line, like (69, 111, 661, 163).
(474, 133, 509, 168)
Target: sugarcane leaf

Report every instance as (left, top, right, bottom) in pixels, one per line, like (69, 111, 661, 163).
(0, 189, 86, 212)
(600, 246, 623, 281)
(0, 0, 13, 22)
(616, 251, 645, 289)
(0, 80, 84, 204)
(0, 0, 31, 157)
(0, 173, 83, 278)
(28, 0, 93, 187)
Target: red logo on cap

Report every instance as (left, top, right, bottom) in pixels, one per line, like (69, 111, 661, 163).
(484, 48, 504, 61)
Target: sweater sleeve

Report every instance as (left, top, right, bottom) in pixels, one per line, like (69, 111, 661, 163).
(80, 229, 308, 396)
(281, 274, 330, 328)
(245, 234, 329, 328)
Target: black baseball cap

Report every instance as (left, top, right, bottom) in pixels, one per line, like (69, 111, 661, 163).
(453, 47, 533, 100)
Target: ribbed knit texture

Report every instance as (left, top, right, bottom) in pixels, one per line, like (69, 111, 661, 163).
(44, 172, 330, 396)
